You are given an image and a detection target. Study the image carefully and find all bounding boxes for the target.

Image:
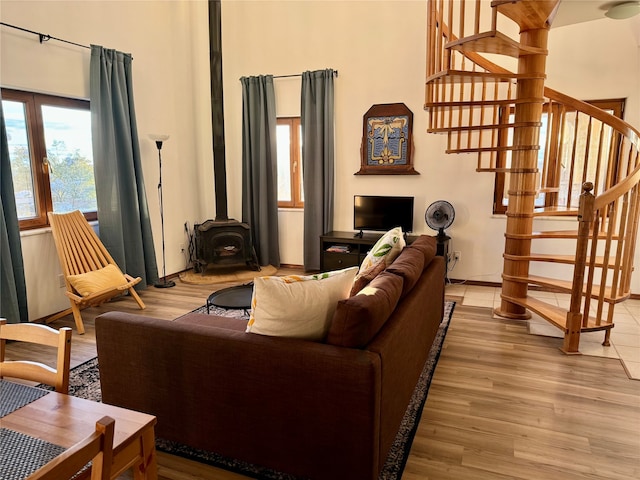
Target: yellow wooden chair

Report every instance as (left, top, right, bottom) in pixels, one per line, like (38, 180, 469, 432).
(27, 416, 115, 480)
(0, 319, 72, 393)
(48, 210, 146, 334)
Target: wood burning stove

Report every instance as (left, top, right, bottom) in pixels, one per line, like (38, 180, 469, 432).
(193, 220, 259, 273)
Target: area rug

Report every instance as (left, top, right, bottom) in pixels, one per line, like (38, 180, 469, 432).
(179, 264, 277, 285)
(56, 301, 455, 479)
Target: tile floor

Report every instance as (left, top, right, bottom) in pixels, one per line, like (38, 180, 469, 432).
(445, 283, 640, 380)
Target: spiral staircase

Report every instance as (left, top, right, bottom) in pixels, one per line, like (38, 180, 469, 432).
(425, 0, 640, 353)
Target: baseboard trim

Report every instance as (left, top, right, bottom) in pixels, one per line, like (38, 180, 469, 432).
(449, 278, 640, 300)
(280, 263, 304, 270)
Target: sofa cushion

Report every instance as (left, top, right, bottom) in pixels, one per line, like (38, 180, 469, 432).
(359, 227, 405, 276)
(407, 235, 437, 269)
(246, 267, 358, 341)
(326, 271, 403, 348)
(349, 260, 386, 297)
(67, 264, 128, 296)
(385, 245, 426, 298)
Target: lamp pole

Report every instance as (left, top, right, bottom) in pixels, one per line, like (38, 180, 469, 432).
(150, 134, 175, 288)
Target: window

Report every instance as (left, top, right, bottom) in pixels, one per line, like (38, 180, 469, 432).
(2, 89, 97, 230)
(276, 117, 303, 208)
(493, 99, 625, 214)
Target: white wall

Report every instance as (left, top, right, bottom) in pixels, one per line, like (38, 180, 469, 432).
(1, 0, 639, 320)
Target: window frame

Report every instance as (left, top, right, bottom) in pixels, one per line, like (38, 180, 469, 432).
(277, 117, 304, 209)
(2, 88, 96, 230)
(493, 98, 626, 215)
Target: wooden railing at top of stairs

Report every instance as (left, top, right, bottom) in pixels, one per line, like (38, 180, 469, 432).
(425, 0, 640, 352)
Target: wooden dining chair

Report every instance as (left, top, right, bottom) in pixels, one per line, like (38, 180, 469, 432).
(0, 319, 72, 393)
(48, 210, 146, 334)
(27, 415, 115, 480)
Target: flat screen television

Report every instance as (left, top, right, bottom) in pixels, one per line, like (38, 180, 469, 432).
(354, 195, 414, 235)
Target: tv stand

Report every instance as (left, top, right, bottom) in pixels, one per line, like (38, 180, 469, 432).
(320, 231, 421, 271)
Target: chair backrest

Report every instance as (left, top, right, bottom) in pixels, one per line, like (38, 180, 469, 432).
(0, 319, 72, 393)
(47, 210, 117, 277)
(27, 416, 115, 480)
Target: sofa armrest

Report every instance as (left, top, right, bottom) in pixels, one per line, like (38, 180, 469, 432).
(96, 312, 382, 479)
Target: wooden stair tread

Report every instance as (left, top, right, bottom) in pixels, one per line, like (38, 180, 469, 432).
(504, 274, 629, 304)
(503, 252, 611, 267)
(477, 167, 538, 173)
(426, 70, 544, 85)
(532, 206, 578, 216)
(501, 294, 615, 332)
(446, 31, 547, 57)
(502, 294, 567, 330)
(424, 97, 544, 109)
(505, 230, 619, 240)
(447, 145, 539, 154)
(493, 0, 561, 31)
(429, 121, 542, 134)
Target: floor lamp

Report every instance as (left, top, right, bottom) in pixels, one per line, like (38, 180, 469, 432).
(149, 134, 175, 288)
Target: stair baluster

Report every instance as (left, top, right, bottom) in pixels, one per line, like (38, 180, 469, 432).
(424, 0, 640, 353)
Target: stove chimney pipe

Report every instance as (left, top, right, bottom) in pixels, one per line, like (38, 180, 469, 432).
(208, 0, 228, 221)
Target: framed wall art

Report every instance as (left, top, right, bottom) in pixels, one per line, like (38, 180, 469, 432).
(355, 102, 419, 175)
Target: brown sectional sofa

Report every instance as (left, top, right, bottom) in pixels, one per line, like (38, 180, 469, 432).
(95, 235, 445, 480)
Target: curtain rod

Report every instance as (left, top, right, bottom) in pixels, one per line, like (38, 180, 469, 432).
(274, 70, 338, 79)
(0, 22, 90, 50)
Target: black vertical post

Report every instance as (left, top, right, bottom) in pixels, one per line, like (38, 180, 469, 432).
(209, 0, 228, 221)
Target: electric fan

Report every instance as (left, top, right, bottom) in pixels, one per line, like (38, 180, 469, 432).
(425, 200, 455, 241)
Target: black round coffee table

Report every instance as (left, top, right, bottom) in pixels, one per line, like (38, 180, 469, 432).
(206, 282, 254, 314)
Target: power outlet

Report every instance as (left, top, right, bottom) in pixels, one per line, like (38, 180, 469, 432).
(453, 251, 461, 261)
(58, 274, 65, 288)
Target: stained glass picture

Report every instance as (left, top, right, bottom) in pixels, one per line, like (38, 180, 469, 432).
(356, 103, 418, 175)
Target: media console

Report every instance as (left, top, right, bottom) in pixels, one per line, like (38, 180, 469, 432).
(320, 231, 449, 271)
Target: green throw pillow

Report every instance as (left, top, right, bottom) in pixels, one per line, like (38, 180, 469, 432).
(359, 226, 406, 274)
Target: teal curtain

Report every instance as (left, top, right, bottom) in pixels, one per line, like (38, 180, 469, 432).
(90, 45, 158, 287)
(0, 97, 29, 323)
(240, 75, 280, 267)
(301, 69, 335, 271)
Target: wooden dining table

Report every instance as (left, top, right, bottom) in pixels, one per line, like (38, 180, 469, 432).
(1, 381, 158, 479)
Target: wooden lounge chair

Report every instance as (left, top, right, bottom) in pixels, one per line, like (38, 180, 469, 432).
(48, 210, 145, 334)
(27, 416, 115, 480)
(0, 319, 72, 393)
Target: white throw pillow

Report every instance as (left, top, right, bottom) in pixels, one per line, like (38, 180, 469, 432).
(246, 266, 358, 340)
(359, 226, 406, 273)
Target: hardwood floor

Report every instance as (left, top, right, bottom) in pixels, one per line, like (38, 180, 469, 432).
(5, 277, 640, 479)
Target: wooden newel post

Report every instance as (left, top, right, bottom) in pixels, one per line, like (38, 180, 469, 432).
(562, 182, 595, 354)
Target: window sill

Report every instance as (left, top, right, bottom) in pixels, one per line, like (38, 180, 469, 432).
(19, 220, 99, 238)
(278, 207, 304, 213)
(20, 226, 52, 238)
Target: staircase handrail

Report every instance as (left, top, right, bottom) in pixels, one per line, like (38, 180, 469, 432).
(594, 162, 640, 211)
(544, 87, 640, 145)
